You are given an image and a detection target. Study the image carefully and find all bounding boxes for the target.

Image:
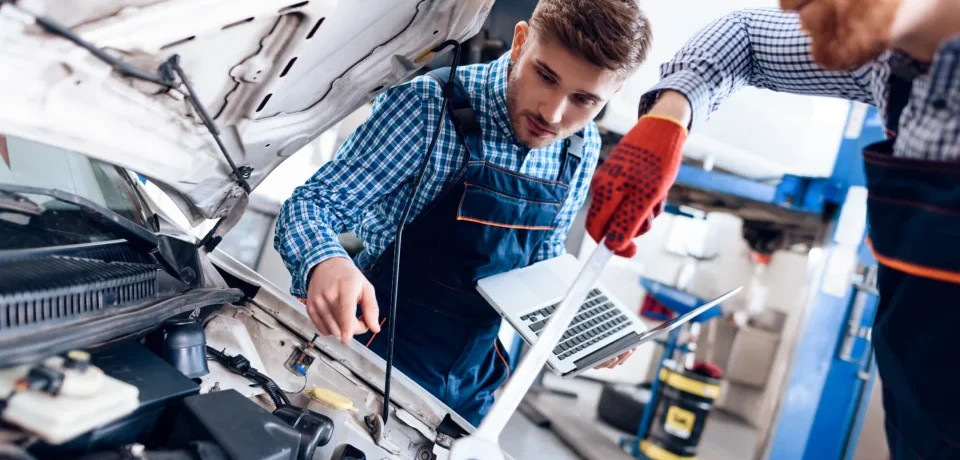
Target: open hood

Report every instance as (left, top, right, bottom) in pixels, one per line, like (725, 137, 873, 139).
(0, 0, 491, 225)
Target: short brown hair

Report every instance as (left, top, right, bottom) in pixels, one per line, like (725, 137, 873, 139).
(529, 0, 652, 77)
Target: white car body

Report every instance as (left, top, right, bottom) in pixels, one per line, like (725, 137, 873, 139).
(0, 1, 511, 458)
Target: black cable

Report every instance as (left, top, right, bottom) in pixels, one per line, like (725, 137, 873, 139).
(381, 40, 463, 424)
(283, 374, 308, 396)
(249, 369, 290, 407)
(205, 346, 290, 408)
(249, 372, 305, 395)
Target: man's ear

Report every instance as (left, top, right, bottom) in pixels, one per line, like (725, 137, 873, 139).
(510, 21, 529, 62)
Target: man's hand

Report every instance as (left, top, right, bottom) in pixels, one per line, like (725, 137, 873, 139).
(586, 91, 691, 257)
(305, 257, 381, 344)
(596, 347, 637, 369)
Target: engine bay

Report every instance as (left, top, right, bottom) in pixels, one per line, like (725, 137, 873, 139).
(0, 0, 497, 457)
(0, 243, 472, 460)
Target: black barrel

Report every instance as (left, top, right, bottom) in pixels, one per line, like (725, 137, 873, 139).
(640, 367, 721, 460)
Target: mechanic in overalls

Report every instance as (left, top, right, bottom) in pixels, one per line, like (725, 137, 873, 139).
(586, 1, 960, 458)
(275, 0, 652, 425)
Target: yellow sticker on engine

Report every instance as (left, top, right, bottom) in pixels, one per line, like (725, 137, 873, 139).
(664, 406, 696, 439)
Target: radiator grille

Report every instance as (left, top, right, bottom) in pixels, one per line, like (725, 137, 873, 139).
(76, 244, 155, 265)
(0, 256, 157, 331)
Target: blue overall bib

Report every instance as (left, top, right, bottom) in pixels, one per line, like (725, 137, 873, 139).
(355, 68, 584, 425)
(866, 72, 960, 458)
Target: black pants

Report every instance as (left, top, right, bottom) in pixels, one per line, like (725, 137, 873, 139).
(873, 266, 960, 459)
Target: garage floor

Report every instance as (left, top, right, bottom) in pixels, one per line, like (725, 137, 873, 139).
(501, 374, 759, 460)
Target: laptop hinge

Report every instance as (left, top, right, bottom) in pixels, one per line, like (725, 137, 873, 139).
(568, 332, 642, 376)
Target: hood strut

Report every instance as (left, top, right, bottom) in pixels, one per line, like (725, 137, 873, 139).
(160, 56, 253, 194)
(14, 4, 254, 195)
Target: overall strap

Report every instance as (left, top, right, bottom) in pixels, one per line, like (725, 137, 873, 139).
(427, 67, 483, 161)
(556, 130, 585, 184)
(885, 72, 913, 139)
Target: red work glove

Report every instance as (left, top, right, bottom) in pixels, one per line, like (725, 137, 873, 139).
(587, 115, 687, 258)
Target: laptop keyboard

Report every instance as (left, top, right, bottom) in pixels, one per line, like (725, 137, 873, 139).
(519, 289, 632, 361)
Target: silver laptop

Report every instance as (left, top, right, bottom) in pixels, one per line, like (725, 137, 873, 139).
(477, 253, 742, 378)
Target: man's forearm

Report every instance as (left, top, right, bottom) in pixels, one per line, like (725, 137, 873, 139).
(274, 196, 351, 298)
(645, 90, 692, 127)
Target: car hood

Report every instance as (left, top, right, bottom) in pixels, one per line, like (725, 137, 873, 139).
(0, 0, 491, 226)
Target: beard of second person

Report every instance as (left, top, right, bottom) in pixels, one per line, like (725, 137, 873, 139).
(782, 0, 903, 70)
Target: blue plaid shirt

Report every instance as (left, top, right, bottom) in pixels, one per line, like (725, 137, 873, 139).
(638, 8, 960, 162)
(275, 52, 601, 298)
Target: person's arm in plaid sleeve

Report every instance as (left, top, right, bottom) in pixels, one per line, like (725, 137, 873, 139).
(274, 83, 429, 345)
(587, 8, 886, 256)
(638, 8, 881, 128)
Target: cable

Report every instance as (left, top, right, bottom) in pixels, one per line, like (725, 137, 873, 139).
(249, 369, 290, 407)
(283, 374, 308, 396)
(381, 40, 463, 424)
(248, 373, 305, 395)
(205, 346, 290, 408)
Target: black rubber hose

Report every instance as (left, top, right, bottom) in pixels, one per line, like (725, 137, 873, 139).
(382, 40, 462, 423)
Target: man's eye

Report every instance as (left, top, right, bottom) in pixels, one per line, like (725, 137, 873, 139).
(575, 95, 594, 106)
(538, 70, 555, 84)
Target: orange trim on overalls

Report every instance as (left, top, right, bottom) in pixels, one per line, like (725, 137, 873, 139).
(456, 216, 554, 231)
(867, 238, 960, 285)
(494, 340, 511, 381)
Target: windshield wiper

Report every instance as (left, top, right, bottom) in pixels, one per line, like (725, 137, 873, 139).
(0, 184, 185, 282)
(0, 189, 44, 216)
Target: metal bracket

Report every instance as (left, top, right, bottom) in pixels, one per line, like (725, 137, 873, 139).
(364, 413, 401, 455)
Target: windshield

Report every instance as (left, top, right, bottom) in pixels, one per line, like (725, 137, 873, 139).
(0, 134, 151, 249)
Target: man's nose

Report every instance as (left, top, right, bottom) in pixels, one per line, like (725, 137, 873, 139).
(538, 96, 566, 126)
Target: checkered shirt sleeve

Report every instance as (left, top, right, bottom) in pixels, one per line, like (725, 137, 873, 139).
(273, 82, 429, 298)
(637, 8, 883, 129)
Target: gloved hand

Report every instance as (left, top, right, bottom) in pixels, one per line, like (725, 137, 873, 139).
(587, 115, 687, 257)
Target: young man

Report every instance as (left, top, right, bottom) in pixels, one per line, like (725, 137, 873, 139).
(275, 0, 651, 425)
(586, 0, 960, 457)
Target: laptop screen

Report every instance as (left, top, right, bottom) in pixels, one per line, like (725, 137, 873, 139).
(636, 286, 743, 343)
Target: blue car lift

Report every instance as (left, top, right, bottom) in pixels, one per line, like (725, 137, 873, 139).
(658, 103, 886, 460)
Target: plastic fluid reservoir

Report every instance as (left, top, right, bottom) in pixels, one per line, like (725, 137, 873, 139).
(0, 352, 139, 444)
(307, 387, 357, 430)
